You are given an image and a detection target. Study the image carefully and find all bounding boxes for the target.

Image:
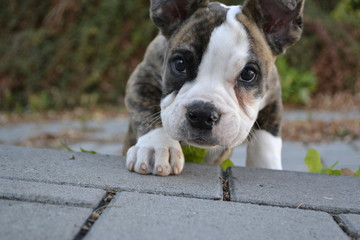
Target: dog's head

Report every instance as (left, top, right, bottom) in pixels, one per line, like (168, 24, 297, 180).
(152, 0, 304, 148)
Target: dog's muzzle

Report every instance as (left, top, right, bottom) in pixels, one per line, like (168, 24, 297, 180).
(186, 101, 221, 130)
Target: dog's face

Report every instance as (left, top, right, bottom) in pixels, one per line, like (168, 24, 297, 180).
(151, 0, 304, 148)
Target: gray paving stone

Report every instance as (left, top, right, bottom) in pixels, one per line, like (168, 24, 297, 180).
(0, 122, 43, 143)
(308, 142, 360, 170)
(231, 144, 246, 166)
(338, 214, 360, 239)
(89, 118, 129, 139)
(0, 178, 106, 207)
(0, 118, 129, 145)
(0, 199, 92, 240)
(94, 143, 123, 155)
(0, 144, 222, 199)
(283, 110, 360, 122)
(228, 141, 309, 172)
(282, 141, 309, 172)
(68, 142, 123, 156)
(68, 141, 102, 153)
(85, 192, 347, 240)
(229, 167, 360, 213)
(352, 140, 360, 152)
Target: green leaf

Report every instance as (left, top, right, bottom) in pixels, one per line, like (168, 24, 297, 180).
(321, 168, 341, 175)
(182, 146, 206, 164)
(221, 159, 234, 171)
(304, 148, 322, 173)
(331, 170, 342, 175)
(329, 161, 339, 170)
(354, 167, 360, 177)
(80, 147, 97, 154)
(60, 141, 74, 152)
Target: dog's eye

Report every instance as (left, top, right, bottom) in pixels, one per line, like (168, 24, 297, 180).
(239, 64, 258, 82)
(172, 57, 187, 74)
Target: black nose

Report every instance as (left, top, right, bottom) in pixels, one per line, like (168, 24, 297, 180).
(186, 101, 221, 130)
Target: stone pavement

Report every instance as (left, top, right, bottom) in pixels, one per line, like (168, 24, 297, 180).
(0, 144, 359, 240)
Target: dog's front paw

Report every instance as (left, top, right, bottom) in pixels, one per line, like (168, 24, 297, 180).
(126, 128, 184, 176)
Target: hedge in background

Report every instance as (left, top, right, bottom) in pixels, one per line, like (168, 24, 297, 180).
(0, 0, 156, 111)
(0, 0, 358, 111)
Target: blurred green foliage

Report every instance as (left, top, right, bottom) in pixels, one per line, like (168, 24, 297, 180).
(276, 56, 317, 104)
(305, 148, 360, 176)
(0, 0, 359, 111)
(283, 0, 360, 98)
(0, 0, 156, 111)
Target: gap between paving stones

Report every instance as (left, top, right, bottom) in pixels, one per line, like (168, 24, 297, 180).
(0, 175, 225, 201)
(79, 190, 353, 240)
(222, 170, 231, 201)
(225, 197, 360, 215)
(4, 175, 354, 239)
(72, 170, 355, 240)
(2, 171, 357, 216)
(0, 195, 95, 209)
(1, 144, 356, 240)
(221, 169, 357, 239)
(74, 191, 116, 240)
(0, 176, 117, 197)
(332, 215, 357, 239)
(222, 170, 359, 215)
(74, 172, 230, 240)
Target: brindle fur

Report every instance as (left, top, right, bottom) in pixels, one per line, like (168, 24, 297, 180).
(123, 0, 304, 163)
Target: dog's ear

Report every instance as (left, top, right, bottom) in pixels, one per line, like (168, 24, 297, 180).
(242, 0, 304, 55)
(150, 0, 209, 38)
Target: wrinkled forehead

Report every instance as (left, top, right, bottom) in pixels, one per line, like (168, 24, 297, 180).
(167, 3, 228, 59)
(166, 3, 274, 68)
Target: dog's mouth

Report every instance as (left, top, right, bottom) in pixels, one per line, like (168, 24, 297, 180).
(184, 137, 218, 148)
(176, 120, 220, 148)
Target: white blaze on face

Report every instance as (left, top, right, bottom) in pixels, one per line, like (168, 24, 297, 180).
(161, 6, 262, 148)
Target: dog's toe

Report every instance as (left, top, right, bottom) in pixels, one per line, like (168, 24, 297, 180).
(153, 147, 172, 176)
(125, 128, 185, 176)
(126, 146, 138, 171)
(125, 145, 184, 176)
(170, 147, 184, 175)
(133, 147, 153, 175)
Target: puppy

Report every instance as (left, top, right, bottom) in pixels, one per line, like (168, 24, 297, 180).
(123, 0, 304, 176)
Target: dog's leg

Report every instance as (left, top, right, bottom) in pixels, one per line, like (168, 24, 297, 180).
(246, 130, 282, 169)
(123, 36, 184, 176)
(126, 128, 184, 176)
(246, 97, 283, 170)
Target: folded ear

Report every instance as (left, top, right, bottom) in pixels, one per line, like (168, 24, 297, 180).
(242, 0, 304, 55)
(150, 0, 209, 38)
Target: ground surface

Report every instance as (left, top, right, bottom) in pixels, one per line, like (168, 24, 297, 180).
(0, 107, 359, 173)
(0, 144, 359, 240)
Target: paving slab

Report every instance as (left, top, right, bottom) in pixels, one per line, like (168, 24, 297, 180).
(229, 167, 360, 213)
(0, 178, 106, 207)
(231, 144, 246, 166)
(283, 110, 360, 122)
(68, 142, 123, 156)
(353, 140, 360, 152)
(338, 214, 360, 239)
(308, 142, 360, 170)
(225, 141, 310, 172)
(0, 118, 129, 144)
(0, 144, 222, 199)
(85, 192, 347, 240)
(282, 141, 309, 172)
(0, 199, 92, 240)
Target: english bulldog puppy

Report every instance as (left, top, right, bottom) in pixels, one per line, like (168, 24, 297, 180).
(123, 0, 304, 176)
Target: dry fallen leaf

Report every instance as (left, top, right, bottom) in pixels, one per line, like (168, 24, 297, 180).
(341, 168, 355, 177)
